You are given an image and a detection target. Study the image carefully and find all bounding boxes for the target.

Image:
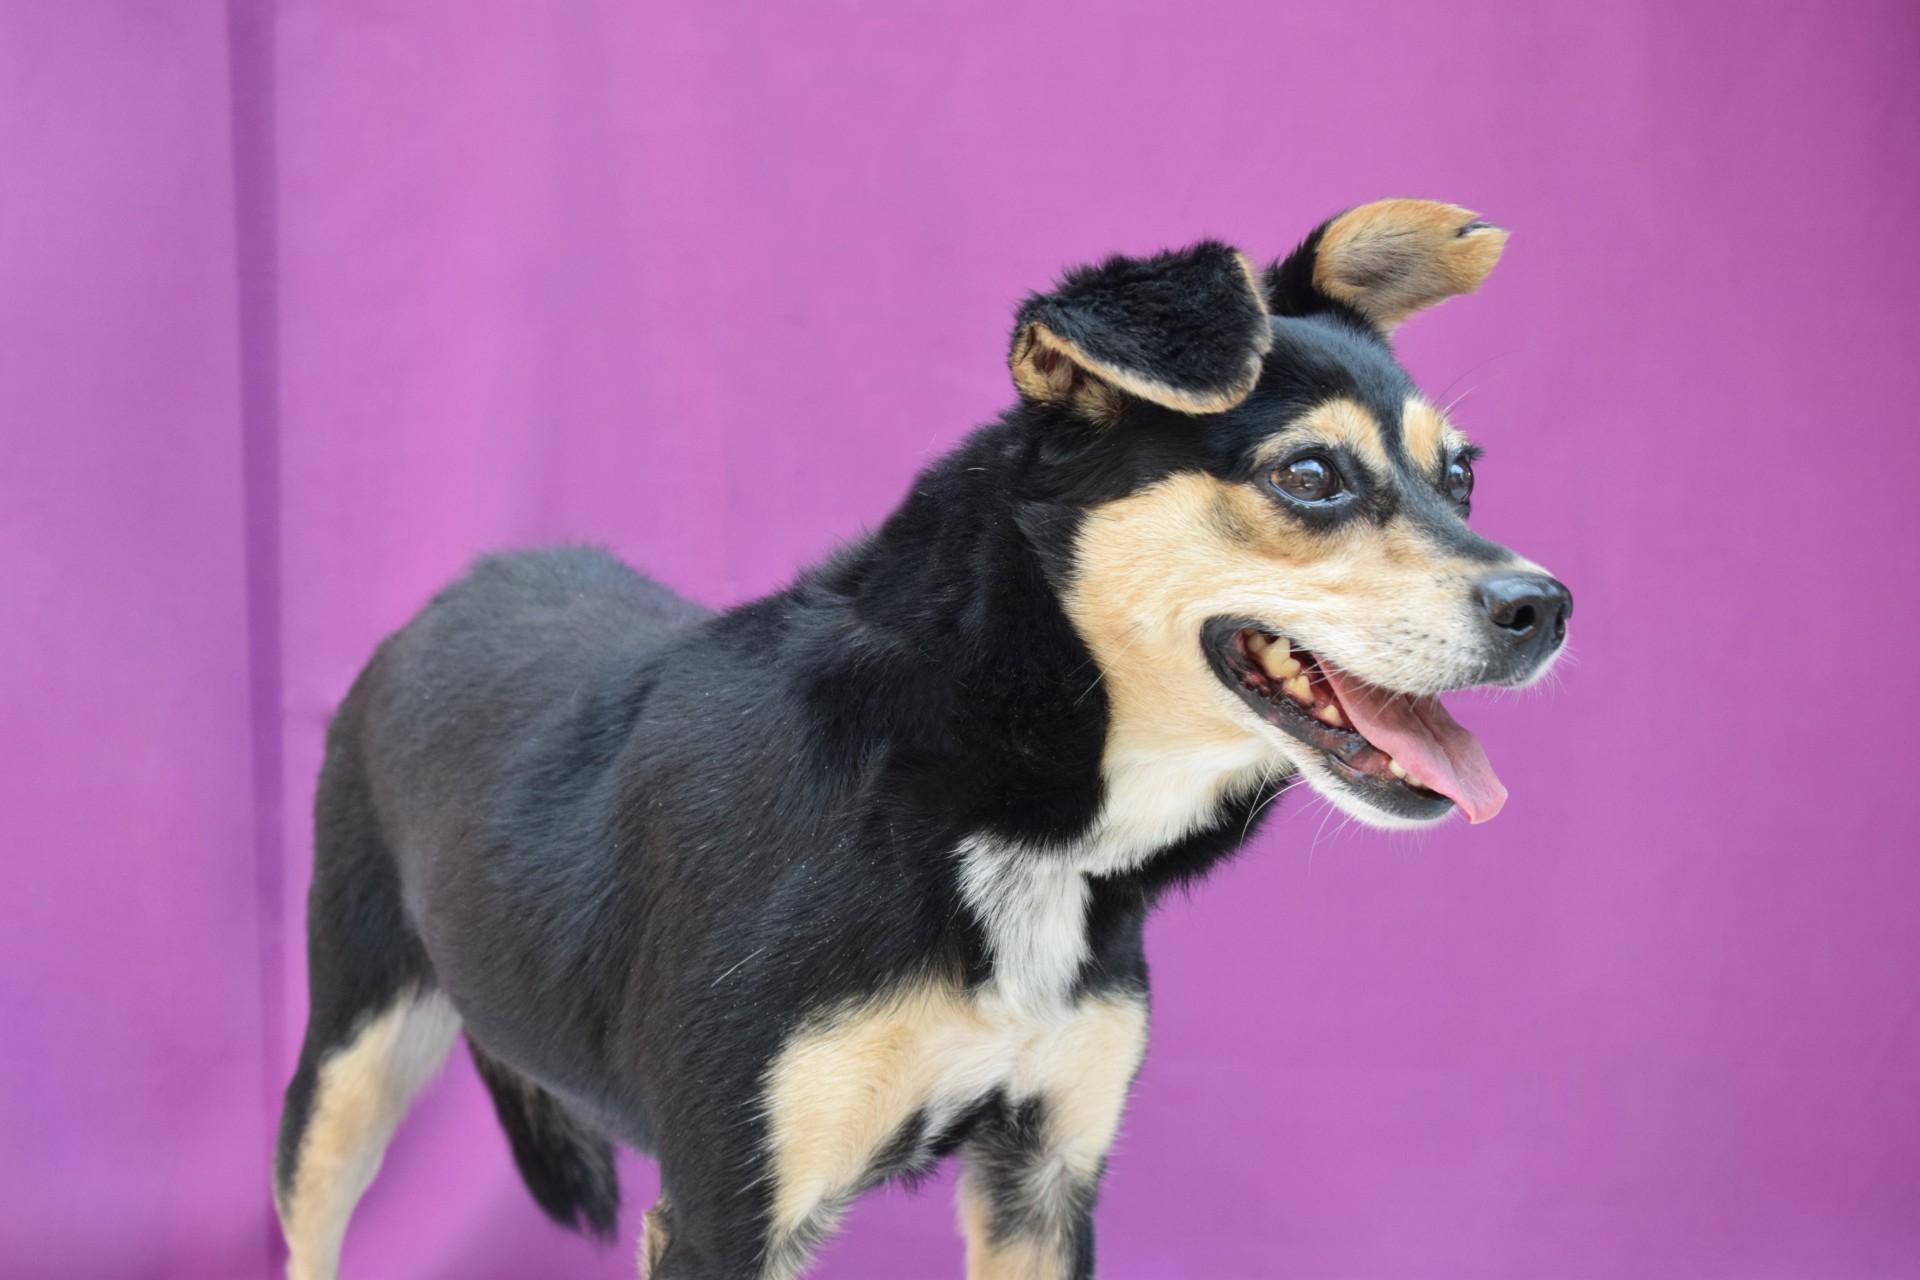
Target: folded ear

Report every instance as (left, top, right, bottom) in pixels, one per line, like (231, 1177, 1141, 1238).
(1266, 199, 1508, 334)
(1010, 241, 1272, 423)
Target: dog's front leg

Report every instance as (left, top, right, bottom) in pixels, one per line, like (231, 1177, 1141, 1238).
(638, 1185, 792, 1280)
(958, 1104, 1100, 1280)
(957, 995, 1148, 1280)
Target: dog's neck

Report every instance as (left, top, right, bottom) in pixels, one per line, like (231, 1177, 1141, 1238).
(801, 418, 1286, 866)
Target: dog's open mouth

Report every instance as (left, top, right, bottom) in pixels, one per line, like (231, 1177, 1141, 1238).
(1200, 618, 1508, 824)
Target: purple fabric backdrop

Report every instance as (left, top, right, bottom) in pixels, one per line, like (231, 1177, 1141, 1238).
(4, 2, 1918, 1276)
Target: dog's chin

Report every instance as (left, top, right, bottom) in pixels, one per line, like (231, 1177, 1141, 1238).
(1200, 617, 1458, 831)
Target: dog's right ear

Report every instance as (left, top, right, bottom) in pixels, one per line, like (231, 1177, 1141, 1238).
(1009, 242, 1272, 424)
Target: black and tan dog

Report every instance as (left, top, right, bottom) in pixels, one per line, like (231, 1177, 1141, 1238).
(273, 199, 1570, 1279)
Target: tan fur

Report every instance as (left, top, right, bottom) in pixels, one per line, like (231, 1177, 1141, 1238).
(1012, 320, 1263, 420)
(1250, 397, 1391, 472)
(1021, 395, 1443, 871)
(1063, 475, 1303, 770)
(1041, 401, 1489, 870)
(1401, 397, 1461, 471)
(1313, 199, 1507, 332)
(956, 1185, 1004, 1277)
(277, 990, 461, 1280)
(761, 984, 1147, 1270)
(1062, 459, 1542, 827)
(1010, 323, 1131, 424)
(957, 1181, 1067, 1280)
(952, 999, 1142, 1277)
(639, 1198, 671, 1278)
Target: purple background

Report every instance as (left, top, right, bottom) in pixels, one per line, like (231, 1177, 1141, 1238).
(4, 2, 1917, 1276)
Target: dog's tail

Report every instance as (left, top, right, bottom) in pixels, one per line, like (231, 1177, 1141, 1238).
(468, 1041, 621, 1240)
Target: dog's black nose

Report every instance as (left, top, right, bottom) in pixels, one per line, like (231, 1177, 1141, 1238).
(1478, 573, 1572, 658)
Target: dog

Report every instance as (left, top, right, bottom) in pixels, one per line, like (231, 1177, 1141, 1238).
(272, 198, 1570, 1280)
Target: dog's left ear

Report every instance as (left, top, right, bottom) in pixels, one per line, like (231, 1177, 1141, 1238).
(1010, 241, 1272, 423)
(1266, 199, 1508, 334)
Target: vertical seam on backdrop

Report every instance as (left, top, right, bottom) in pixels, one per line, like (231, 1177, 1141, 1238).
(226, 0, 284, 1269)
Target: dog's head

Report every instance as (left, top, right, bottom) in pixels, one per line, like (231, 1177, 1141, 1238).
(1015, 200, 1570, 831)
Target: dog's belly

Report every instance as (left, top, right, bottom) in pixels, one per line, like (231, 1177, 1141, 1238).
(759, 984, 1148, 1239)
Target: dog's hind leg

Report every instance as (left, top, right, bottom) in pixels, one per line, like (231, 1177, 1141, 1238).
(274, 692, 458, 1280)
(275, 988, 459, 1279)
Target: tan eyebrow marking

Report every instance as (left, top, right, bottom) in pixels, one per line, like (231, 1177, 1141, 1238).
(1403, 398, 1446, 469)
(1403, 397, 1471, 471)
(1251, 398, 1390, 472)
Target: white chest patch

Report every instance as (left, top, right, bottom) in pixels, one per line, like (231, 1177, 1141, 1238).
(957, 738, 1281, 1011)
(956, 839, 1092, 1012)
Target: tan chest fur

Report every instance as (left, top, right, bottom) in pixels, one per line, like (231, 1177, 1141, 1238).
(760, 983, 1148, 1244)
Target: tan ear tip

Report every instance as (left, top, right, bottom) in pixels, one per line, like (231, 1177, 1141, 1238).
(1463, 221, 1510, 263)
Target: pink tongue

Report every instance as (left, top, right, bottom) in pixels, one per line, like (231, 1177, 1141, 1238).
(1319, 668, 1508, 823)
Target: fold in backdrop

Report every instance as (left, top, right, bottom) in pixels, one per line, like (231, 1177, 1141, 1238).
(3, 2, 1918, 1277)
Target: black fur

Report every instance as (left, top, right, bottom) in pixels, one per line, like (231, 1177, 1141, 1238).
(967, 1096, 1099, 1280)
(276, 208, 1560, 1277)
(1015, 240, 1271, 403)
(1265, 221, 1335, 317)
(274, 683, 434, 1205)
(469, 1040, 621, 1240)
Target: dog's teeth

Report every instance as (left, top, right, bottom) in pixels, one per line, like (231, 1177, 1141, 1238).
(1281, 675, 1313, 704)
(1315, 703, 1345, 727)
(1245, 632, 1271, 656)
(1387, 758, 1408, 780)
(1255, 638, 1300, 681)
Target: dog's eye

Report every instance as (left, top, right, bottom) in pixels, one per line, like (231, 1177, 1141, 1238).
(1269, 457, 1341, 503)
(1445, 457, 1475, 506)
